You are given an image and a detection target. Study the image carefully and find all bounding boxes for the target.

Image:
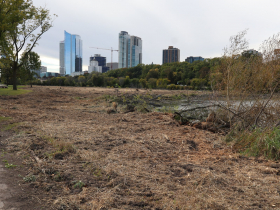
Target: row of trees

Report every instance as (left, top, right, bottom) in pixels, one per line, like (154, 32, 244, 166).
(29, 59, 215, 90)
(35, 74, 206, 90)
(105, 59, 220, 86)
(22, 58, 218, 90)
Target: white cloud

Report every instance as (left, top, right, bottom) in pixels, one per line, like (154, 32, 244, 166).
(40, 55, 59, 73)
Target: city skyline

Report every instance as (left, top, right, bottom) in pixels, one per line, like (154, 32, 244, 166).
(30, 0, 280, 73)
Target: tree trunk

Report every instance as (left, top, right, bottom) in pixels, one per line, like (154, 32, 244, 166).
(12, 63, 17, 90)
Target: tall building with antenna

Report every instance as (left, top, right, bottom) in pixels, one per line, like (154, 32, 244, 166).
(118, 31, 142, 68)
(59, 30, 83, 75)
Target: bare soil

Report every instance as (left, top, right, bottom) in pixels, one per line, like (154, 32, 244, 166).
(0, 86, 280, 210)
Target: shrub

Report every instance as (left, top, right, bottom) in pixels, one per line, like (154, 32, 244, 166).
(229, 128, 280, 160)
(167, 84, 176, 90)
(73, 180, 85, 189)
(148, 78, 157, 89)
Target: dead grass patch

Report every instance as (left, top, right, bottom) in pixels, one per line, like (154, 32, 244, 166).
(0, 86, 280, 209)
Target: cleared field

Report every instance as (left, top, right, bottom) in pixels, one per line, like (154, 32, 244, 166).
(0, 86, 279, 210)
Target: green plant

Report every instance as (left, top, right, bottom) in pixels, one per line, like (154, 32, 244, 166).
(230, 127, 280, 160)
(2, 122, 19, 131)
(23, 175, 36, 182)
(0, 149, 7, 157)
(54, 172, 63, 182)
(0, 116, 11, 122)
(173, 105, 179, 111)
(93, 168, 102, 178)
(73, 180, 85, 189)
(5, 163, 17, 168)
(122, 95, 127, 103)
(56, 141, 75, 153)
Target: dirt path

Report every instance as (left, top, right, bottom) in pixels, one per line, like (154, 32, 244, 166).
(0, 163, 8, 210)
(0, 162, 15, 210)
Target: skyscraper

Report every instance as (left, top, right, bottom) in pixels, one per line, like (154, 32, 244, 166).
(162, 46, 180, 64)
(60, 31, 83, 75)
(118, 31, 142, 68)
(59, 41, 65, 75)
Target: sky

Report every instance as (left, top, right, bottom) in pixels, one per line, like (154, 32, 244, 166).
(31, 0, 280, 73)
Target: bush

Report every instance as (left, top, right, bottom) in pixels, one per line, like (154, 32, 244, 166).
(228, 128, 280, 160)
(148, 78, 157, 89)
(167, 84, 176, 90)
(139, 78, 147, 88)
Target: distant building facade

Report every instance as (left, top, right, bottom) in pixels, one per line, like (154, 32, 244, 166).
(89, 54, 109, 73)
(60, 30, 83, 75)
(162, 46, 180, 64)
(40, 66, 47, 73)
(106, 62, 119, 70)
(70, 72, 84, 77)
(242, 49, 262, 57)
(88, 60, 102, 73)
(31, 66, 47, 78)
(30, 69, 40, 78)
(185, 56, 204, 63)
(59, 41, 65, 75)
(40, 72, 59, 78)
(118, 31, 142, 68)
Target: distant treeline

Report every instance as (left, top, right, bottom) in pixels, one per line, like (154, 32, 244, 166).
(24, 58, 222, 90)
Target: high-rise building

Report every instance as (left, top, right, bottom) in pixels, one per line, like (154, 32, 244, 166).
(59, 30, 83, 75)
(89, 54, 109, 73)
(106, 62, 119, 70)
(162, 46, 180, 64)
(118, 31, 142, 68)
(185, 56, 204, 63)
(59, 41, 65, 75)
(40, 66, 47, 73)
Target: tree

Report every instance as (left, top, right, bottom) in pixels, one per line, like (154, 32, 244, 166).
(0, 56, 13, 84)
(78, 75, 86, 86)
(0, 0, 55, 90)
(19, 51, 41, 85)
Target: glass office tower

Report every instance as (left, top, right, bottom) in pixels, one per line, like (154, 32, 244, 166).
(131, 36, 142, 67)
(118, 31, 142, 68)
(60, 31, 83, 75)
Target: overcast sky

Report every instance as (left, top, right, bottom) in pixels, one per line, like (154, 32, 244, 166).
(31, 0, 280, 72)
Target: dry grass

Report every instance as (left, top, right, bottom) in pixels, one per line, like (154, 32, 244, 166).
(0, 86, 280, 209)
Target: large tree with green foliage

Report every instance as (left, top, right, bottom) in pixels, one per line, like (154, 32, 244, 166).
(19, 51, 41, 85)
(0, 0, 55, 90)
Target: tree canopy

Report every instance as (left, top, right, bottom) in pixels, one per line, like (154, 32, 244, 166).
(0, 0, 55, 89)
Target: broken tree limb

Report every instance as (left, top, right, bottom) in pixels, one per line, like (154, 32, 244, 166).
(149, 95, 162, 101)
(253, 82, 279, 127)
(179, 104, 219, 114)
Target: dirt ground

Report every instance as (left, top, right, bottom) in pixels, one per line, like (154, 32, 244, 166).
(0, 86, 280, 210)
